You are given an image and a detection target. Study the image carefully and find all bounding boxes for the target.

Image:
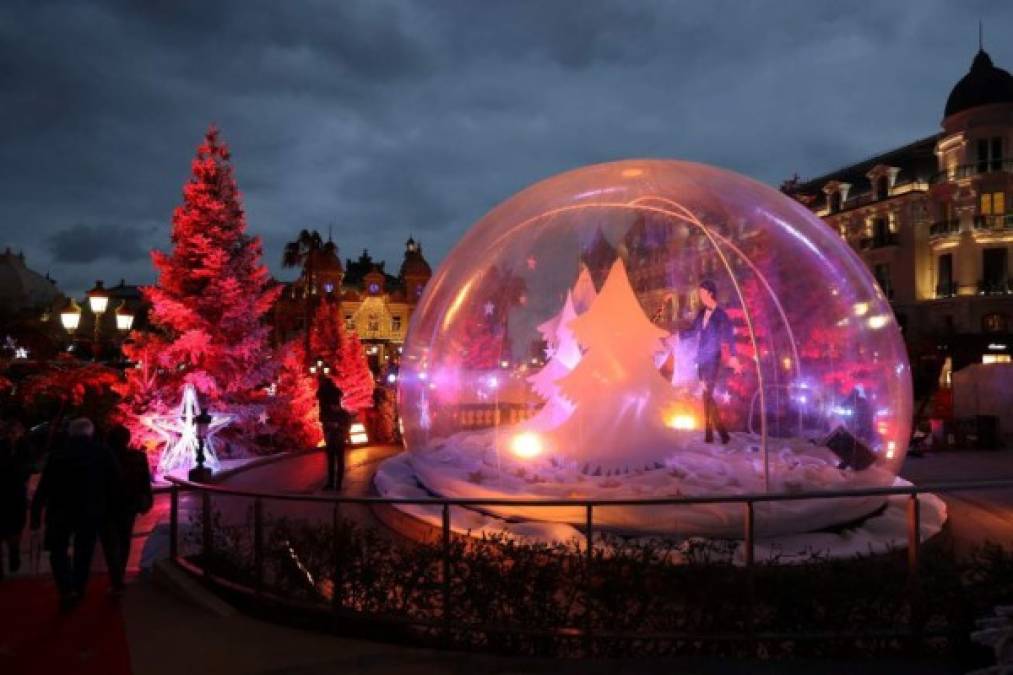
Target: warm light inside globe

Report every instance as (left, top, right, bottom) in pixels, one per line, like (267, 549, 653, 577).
(666, 413, 697, 431)
(510, 431, 543, 459)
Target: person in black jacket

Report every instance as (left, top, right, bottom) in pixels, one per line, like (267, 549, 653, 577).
(0, 420, 30, 579)
(682, 280, 742, 444)
(30, 417, 123, 608)
(105, 424, 153, 584)
(317, 376, 353, 491)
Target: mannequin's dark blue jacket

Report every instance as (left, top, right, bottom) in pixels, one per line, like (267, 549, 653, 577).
(683, 306, 735, 371)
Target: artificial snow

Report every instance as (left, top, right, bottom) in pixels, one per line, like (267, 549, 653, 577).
(374, 449, 946, 563)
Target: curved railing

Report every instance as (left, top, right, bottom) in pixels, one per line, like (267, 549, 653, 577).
(163, 472, 1013, 655)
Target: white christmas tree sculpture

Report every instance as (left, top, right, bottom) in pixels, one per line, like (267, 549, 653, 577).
(570, 264, 598, 313)
(526, 292, 582, 430)
(550, 258, 676, 471)
(146, 383, 233, 477)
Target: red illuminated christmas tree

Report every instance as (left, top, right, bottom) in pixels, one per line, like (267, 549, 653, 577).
(271, 296, 376, 448)
(271, 340, 323, 448)
(310, 297, 374, 413)
(118, 126, 281, 449)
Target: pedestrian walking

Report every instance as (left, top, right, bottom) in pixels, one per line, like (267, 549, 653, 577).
(105, 424, 153, 583)
(30, 417, 123, 609)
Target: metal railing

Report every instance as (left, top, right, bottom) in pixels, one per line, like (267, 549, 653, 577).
(974, 214, 1013, 230)
(164, 473, 1013, 652)
(930, 219, 960, 237)
(932, 159, 1013, 183)
(859, 233, 899, 250)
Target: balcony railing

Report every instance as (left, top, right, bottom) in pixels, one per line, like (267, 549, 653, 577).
(977, 278, 1013, 295)
(973, 214, 1013, 231)
(929, 220, 960, 236)
(932, 159, 1013, 183)
(935, 280, 958, 298)
(859, 233, 899, 250)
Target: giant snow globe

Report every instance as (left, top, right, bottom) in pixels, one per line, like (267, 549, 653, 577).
(393, 160, 912, 538)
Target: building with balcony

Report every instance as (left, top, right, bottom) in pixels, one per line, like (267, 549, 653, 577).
(784, 46, 1013, 379)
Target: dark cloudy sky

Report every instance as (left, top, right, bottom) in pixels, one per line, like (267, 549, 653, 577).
(1, 0, 1009, 295)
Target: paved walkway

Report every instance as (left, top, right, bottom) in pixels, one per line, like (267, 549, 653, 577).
(901, 449, 1013, 549)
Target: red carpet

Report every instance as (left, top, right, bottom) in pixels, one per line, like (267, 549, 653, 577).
(0, 575, 132, 675)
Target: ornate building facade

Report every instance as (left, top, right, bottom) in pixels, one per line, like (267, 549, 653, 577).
(272, 237, 432, 372)
(784, 47, 1013, 378)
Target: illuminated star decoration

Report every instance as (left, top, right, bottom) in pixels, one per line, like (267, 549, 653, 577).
(526, 256, 537, 270)
(483, 301, 495, 316)
(144, 383, 233, 477)
(14, 347, 29, 359)
(257, 411, 269, 425)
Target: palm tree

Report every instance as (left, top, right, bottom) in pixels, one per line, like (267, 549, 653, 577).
(282, 229, 333, 364)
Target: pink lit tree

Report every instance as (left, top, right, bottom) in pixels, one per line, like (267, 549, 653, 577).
(118, 126, 281, 453)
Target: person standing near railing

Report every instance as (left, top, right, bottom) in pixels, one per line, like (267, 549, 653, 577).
(317, 375, 352, 491)
(680, 279, 742, 444)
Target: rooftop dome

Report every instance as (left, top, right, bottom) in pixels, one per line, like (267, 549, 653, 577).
(944, 49, 1013, 119)
(0, 248, 61, 311)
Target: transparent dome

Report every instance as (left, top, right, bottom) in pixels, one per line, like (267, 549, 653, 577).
(398, 160, 911, 537)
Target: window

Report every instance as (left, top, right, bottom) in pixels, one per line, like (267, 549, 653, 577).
(875, 176, 889, 201)
(983, 313, 1008, 333)
(936, 254, 954, 297)
(391, 316, 402, 332)
(873, 263, 892, 298)
(344, 313, 354, 330)
(829, 191, 842, 213)
(873, 217, 889, 246)
(982, 248, 1008, 294)
(977, 137, 1004, 173)
(981, 192, 1006, 215)
(367, 314, 379, 332)
(983, 354, 1011, 365)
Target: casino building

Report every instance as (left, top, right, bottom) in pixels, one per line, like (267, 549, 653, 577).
(272, 237, 432, 371)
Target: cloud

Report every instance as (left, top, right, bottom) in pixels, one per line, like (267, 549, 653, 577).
(0, 0, 1011, 296)
(47, 223, 149, 264)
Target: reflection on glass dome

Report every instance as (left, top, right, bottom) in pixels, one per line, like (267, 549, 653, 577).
(397, 160, 912, 537)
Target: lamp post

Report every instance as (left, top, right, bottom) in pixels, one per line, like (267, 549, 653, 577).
(189, 407, 214, 482)
(86, 280, 110, 361)
(59, 298, 82, 335)
(115, 301, 135, 332)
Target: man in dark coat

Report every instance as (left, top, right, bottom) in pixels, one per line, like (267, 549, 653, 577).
(0, 420, 30, 579)
(317, 376, 353, 491)
(105, 424, 153, 583)
(30, 417, 122, 608)
(682, 280, 742, 444)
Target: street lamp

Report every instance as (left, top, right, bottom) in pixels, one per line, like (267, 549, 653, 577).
(309, 357, 330, 375)
(86, 280, 110, 360)
(87, 280, 110, 315)
(115, 301, 135, 332)
(59, 298, 82, 334)
(188, 407, 214, 482)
